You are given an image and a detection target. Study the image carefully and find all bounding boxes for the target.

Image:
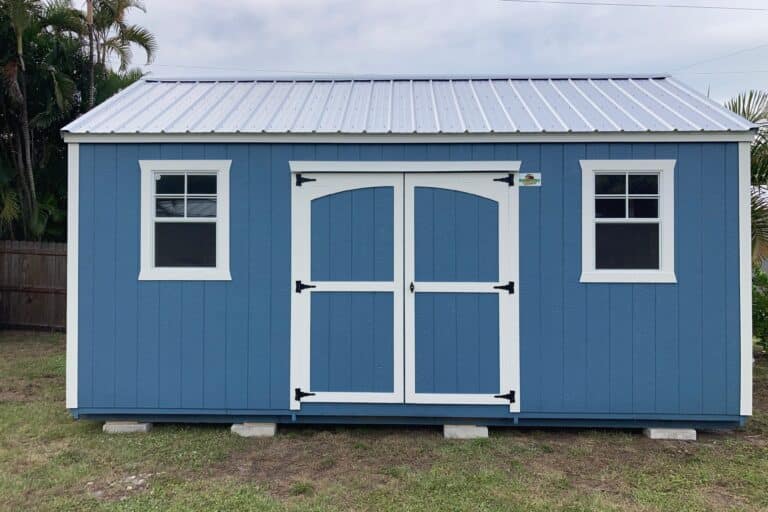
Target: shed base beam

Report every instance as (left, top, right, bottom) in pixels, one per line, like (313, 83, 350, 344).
(443, 424, 489, 439)
(643, 428, 696, 441)
(103, 421, 152, 434)
(231, 422, 277, 438)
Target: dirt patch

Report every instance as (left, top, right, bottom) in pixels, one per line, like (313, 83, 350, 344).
(86, 472, 157, 502)
(225, 426, 440, 497)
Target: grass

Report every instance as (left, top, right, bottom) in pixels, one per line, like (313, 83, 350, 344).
(1, 331, 768, 511)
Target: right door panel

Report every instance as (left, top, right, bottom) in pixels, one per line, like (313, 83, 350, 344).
(405, 173, 519, 410)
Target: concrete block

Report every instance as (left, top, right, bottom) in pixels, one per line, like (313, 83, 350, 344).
(643, 428, 696, 441)
(231, 422, 277, 438)
(444, 424, 489, 439)
(103, 421, 152, 434)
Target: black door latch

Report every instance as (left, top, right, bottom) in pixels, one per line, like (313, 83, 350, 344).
(295, 280, 317, 293)
(493, 281, 515, 294)
(494, 390, 516, 403)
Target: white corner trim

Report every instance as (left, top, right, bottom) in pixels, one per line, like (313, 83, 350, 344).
(580, 159, 676, 284)
(739, 142, 753, 416)
(288, 160, 522, 173)
(66, 143, 79, 409)
(138, 160, 232, 281)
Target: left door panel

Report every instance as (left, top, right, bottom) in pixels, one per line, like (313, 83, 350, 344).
(291, 173, 404, 409)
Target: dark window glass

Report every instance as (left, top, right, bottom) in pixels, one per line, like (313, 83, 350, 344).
(629, 199, 658, 218)
(155, 222, 216, 267)
(188, 174, 217, 194)
(156, 198, 185, 217)
(595, 174, 625, 195)
(187, 198, 216, 217)
(156, 174, 184, 194)
(596, 223, 659, 269)
(629, 175, 658, 194)
(595, 198, 625, 218)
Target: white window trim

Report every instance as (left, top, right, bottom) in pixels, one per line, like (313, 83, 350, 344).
(139, 160, 232, 281)
(580, 159, 676, 283)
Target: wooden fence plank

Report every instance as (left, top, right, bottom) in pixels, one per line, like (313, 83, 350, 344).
(0, 240, 67, 330)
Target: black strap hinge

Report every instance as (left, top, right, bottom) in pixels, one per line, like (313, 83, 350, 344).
(494, 390, 516, 403)
(493, 281, 515, 294)
(294, 388, 316, 401)
(493, 173, 515, 186)
(295, 280, 317, 293)
(295, 174, 317, 186)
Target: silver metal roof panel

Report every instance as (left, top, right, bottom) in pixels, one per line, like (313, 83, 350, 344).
(62, 75, 756, 135)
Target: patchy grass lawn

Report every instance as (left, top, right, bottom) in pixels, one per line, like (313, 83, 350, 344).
(1, 331, 768, 511)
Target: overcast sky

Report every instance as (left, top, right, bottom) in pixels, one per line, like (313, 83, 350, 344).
(125, 0, 767, 102)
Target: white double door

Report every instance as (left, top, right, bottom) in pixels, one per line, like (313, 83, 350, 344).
(290, 172, 519, 411)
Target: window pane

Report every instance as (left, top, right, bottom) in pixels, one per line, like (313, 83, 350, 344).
(596, 223, 659, 269)
(155, 222, 216, 267)
(156, 198, 184, 217)
(595, 198, 625, 218)
(187, 198, 216, 217)
(629, 175, 658, 194)
(155, 174, 184, 194)
(188, 174, 217, 194)
(629, 198, 658, 218)
(595, 174, 625, 195)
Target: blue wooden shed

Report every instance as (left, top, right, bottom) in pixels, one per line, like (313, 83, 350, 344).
(62, 74, 756, 433)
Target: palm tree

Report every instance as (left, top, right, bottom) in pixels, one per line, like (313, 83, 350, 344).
(91, 0, 156, 72)
(726, 90, 768, 263)
(1, 0, 83, 236)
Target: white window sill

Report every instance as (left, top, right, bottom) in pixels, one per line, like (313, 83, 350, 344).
(580, 271, 677, 284)
(139, 268, 232, 281)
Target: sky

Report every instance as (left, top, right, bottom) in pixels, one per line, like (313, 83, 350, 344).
(124, 0, 768, 102)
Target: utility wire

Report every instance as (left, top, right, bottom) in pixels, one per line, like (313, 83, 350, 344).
(500, 0, 768, 12)
(673, 42, 768, 71)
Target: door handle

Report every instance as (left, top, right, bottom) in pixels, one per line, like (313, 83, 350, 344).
(409, 282, 414, 293)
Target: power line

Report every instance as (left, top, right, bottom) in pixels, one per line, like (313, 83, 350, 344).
(673, 42, 768, 71)
(500, 0, 768, 12)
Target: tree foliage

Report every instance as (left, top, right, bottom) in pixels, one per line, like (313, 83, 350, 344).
(726, 90, 768, 263)
(0, 0, 152, 240)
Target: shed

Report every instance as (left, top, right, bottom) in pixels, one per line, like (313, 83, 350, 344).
(62, 74, 756, 433)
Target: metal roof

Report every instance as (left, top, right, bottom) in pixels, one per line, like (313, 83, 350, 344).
(62, 75, 755, 135)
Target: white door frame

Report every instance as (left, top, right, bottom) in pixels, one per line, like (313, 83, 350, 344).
(290, 173, 405, 410)
(403, 173, 520, 412)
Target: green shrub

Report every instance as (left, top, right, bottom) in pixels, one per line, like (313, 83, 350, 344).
(753, 268, 768, 353)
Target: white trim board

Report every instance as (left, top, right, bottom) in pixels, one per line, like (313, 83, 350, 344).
(61, 131, 756, 144)
(289, 161, 522, 173)
(739, 142, 753, 416)
(66, 143, 79, 409)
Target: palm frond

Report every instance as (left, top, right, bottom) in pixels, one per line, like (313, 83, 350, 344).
(0, 186, 21, 237)
(42, 0, 85, 35)
(120, 24, 156, 64)
(752, 187, 768, 264)
(726, 90, 768, 126)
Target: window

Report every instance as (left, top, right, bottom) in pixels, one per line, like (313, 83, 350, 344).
(580, 160, 675, 283)
(139, 160, 231, 280)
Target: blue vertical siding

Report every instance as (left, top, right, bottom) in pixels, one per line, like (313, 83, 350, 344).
(77, 142, 743, 420)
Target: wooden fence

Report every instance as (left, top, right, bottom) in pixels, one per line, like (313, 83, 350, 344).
(0, 241, 66, 331)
